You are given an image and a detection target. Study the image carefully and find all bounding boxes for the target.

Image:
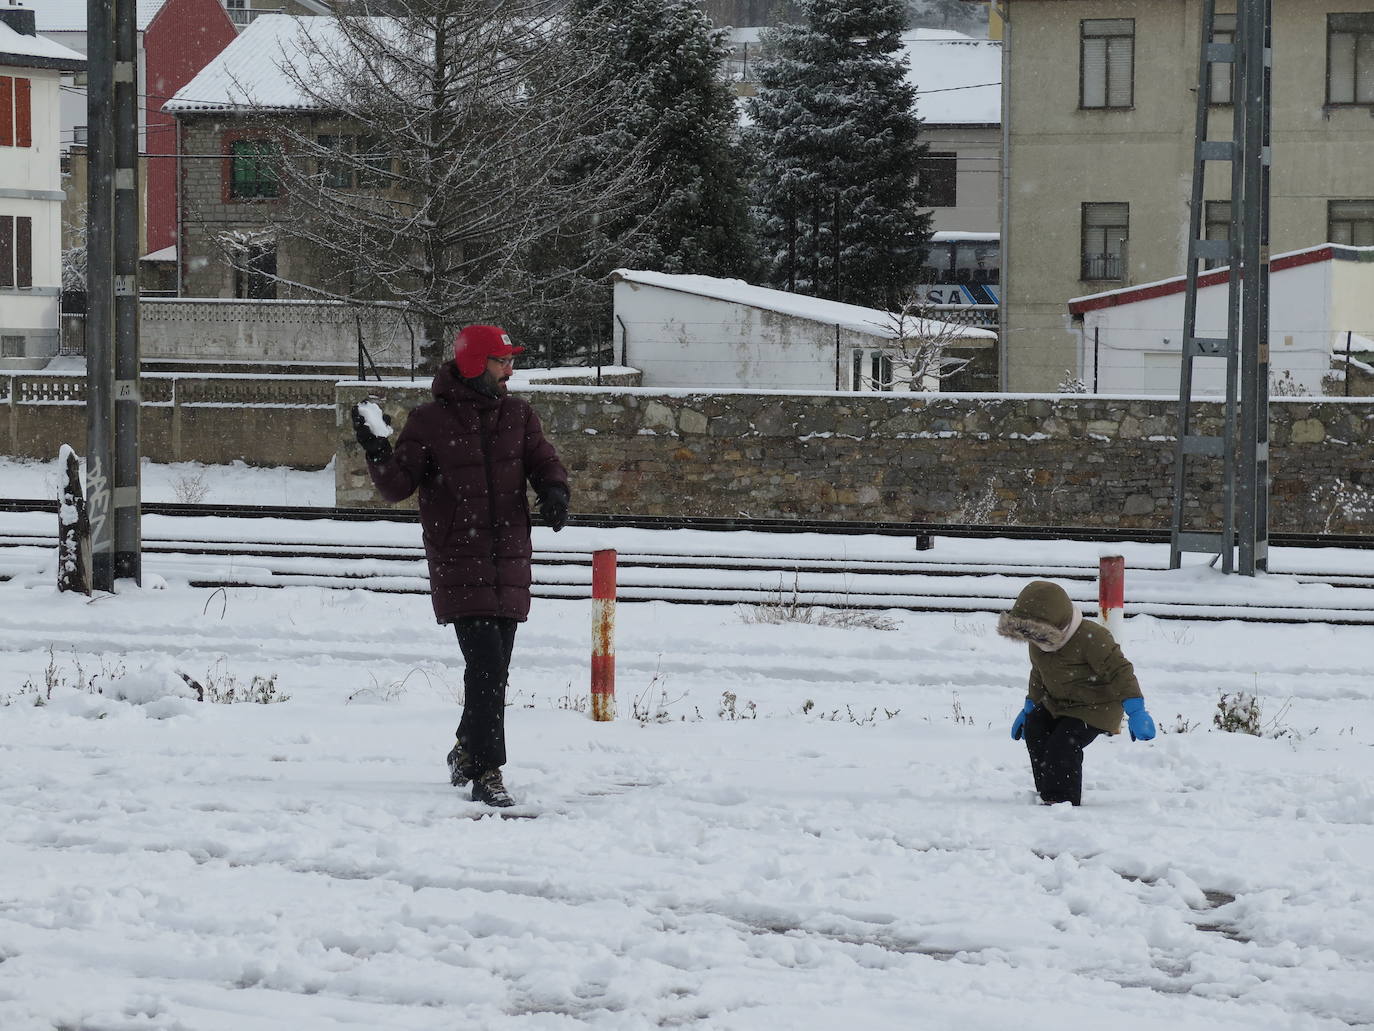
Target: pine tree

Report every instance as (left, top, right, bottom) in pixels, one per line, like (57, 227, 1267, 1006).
(566, 0, 756, 280)
(746, 0, 930, 308)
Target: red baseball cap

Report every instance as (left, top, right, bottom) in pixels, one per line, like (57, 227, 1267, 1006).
(453, 325, 523, 378)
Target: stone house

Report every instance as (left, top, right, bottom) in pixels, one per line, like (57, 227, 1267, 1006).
(1002, 0, 1374, 391)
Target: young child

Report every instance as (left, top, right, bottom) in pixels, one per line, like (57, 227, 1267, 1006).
(997, 579, 1155, 806)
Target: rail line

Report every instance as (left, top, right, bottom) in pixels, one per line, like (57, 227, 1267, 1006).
(5, 501, 1374, 623)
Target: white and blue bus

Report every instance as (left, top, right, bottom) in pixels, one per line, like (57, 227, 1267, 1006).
(914, 231, 1000, 307)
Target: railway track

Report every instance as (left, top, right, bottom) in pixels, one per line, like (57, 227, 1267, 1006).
(5, 502, 1374, 623)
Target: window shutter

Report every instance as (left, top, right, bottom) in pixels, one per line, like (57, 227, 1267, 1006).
(0, 216, 12, 288)
(15, 77, 30, 147)
(1082, 38, 1107, 107)
(1106, 37, 1133, 107)
(1330, 32, 1356, 103)
(1358, 35, 1374, 103)
(15, 217, 30, 289)
(0, 77, 12, 147)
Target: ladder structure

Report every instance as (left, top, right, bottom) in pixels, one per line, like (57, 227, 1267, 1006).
(1169, 0, 1272, 575)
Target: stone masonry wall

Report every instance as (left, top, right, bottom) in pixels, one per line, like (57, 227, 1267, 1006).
(335, 385, 1374, 535)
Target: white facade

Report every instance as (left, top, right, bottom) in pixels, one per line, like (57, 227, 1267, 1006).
(1070, 245, 1374, 396)
(0, 21, 84, 365)
(612, 270, 994, 392)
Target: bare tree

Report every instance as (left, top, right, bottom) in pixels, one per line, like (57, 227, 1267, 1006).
(859, 295, 979, 391)
(235, 0, 650, 372)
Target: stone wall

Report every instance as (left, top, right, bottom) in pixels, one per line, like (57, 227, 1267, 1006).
(335, 385, 1374, 534)
(2, 372, 337, 468)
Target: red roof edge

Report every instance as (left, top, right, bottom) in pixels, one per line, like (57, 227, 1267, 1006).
(1068, 244, 1342, 315)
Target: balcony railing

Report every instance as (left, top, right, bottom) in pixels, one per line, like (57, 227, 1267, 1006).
(1081, 250, 1126, 281)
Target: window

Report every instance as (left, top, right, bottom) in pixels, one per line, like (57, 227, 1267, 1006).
(918, 152, 958, 208)
(0, 75, 33, 148)
(228, 138, 279, 199)
(1209, 14, 1236, 104)
(0, 215, 33, 289)
(317, 134, 391, 189)
(1329, 200, 1374, 245)
(233, 243, 277, 299)
(1081, 202, 1128, 280)
(1081, 19, 1134, 109)
(1204, 200, 1231, 267)
(317, 134, 353, 189)
(1, 335, 23, 358)
(1329, 13, 1374, 105)
(357, 136, 392, 187)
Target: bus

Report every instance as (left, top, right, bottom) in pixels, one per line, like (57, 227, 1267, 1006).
(913, 231, 1000, 307)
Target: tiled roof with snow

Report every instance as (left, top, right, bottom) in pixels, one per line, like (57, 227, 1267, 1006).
(902, 29, 1000, 126)
(0, 20, 86, 67)
(613, 269, 996, 340)
(35, 0, 169, 32)
(165, 13, 374, 113)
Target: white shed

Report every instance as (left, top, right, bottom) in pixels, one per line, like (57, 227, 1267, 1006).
(1068, 244, 1374, 396)
(612, 269, 996, 392)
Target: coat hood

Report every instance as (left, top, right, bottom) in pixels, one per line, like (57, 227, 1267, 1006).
(997, 579, 1083, 652)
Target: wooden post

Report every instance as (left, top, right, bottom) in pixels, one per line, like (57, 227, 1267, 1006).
(591, 549, 616, 721)
(1098, 554, 1125, 639)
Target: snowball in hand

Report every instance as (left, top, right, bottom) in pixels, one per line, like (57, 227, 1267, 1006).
(356, 401, 393, 438)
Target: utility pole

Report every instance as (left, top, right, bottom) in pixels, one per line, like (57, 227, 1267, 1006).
(86, 0, 142, 590)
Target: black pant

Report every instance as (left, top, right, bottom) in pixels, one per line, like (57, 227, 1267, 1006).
(453, 617, 518, 774)
(1023, 705, 1104, 806)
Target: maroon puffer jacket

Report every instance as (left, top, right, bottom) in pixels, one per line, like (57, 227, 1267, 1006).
(366, 363, 569, 624)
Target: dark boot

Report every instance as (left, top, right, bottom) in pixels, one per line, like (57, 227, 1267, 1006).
(446, 743, 473, 787)
(471, 768, 515, 808)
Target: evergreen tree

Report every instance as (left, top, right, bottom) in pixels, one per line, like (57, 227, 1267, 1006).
(745, 0, 930, 308)
(566, 0, 755, 280)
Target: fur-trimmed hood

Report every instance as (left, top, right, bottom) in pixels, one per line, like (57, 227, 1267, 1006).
(997, 580, 1083, 652)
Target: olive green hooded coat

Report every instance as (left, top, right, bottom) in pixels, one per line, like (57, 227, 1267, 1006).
(996, 580, 1142, 735)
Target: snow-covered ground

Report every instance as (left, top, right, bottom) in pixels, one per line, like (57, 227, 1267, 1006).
(1, 461, 1372, 1030)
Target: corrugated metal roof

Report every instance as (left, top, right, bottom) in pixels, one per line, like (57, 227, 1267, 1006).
(164, 14, 386, 113)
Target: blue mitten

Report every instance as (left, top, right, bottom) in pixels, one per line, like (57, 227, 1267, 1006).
(1123, 697, 1156, 741)
(1010, 697, 1036, 741)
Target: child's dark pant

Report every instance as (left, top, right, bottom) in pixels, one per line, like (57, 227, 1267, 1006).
(453, 617, 518, 774)
(1023, 706, 1104, 806)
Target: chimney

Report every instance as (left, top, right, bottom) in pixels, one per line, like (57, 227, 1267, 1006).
(0, 2, 36, 37)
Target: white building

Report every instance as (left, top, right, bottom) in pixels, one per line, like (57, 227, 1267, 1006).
(612, 269, 995, 392)
(0, 9, 84, 365)
(1068, 244, 1374, 396)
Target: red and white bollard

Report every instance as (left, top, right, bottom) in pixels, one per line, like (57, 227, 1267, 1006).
(591, 548, 616, 721)
(1098, 554, 1125, 639)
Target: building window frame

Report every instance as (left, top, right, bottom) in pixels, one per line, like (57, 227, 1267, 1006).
(0, 214, 33, 289)
(1204, 200, 1232, 268)
(1080, 19, 1135, 110)
(1328, 13, 1374, 106)
(1329, 199, 1374, 246)
(1208, 13, 1236, 105)
(918, 151, 958, 208)
(1081, 202, 1129, 281)
(223, 134, 282, 201)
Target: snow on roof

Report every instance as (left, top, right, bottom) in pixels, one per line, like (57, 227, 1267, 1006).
(142, 244, 177, 263)
(0, 20, 86, 67)
(165, 14, 375, 114)
(902, 29, 1000, 126)
(1068, 243, 1374, 315)
(613, 269, 996, 340)
(34, 0, 169, 32)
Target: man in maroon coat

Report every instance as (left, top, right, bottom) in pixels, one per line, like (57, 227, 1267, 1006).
(352, 325, 570, 807)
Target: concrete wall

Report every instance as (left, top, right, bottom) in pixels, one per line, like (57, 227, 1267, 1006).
(334, 383, 1374, 535)
(1005, 0, 1374, 391)
(925, 125, 1001, 235)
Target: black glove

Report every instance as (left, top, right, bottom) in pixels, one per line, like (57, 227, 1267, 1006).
(537, 484, 569, 532)
(351, 405, 393, 464)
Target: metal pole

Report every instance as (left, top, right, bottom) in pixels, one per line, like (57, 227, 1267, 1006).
(590, 549, 616, 722)
(86, 0, 115, 592)
(113, 0, 142, 583)
(1346, 330, 1354, 396)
